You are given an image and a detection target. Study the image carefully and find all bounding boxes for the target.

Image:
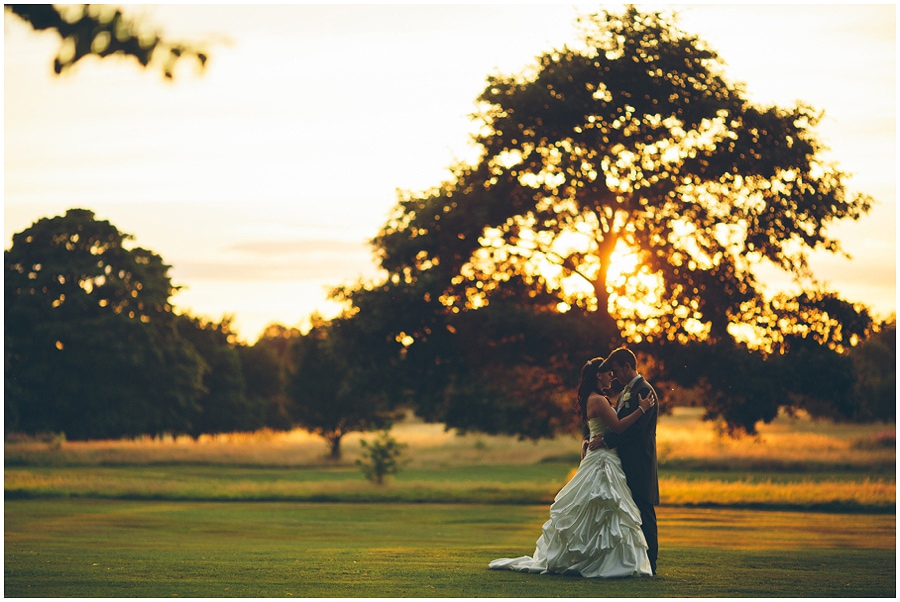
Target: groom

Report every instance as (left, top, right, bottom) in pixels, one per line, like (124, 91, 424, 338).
(588, 347, 659, 575)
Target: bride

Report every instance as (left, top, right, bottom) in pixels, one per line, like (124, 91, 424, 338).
(489, 356, 654, 578)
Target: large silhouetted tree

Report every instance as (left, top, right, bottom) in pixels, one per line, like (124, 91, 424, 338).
(375, 7, 870, 348)
(6, 4, 207, 78)
(340, 6, 875, 436)
(5, 209, 205, 438)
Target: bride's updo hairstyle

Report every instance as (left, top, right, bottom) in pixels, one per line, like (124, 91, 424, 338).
(575, 357, 605, 425)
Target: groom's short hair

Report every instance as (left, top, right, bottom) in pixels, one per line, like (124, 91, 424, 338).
(599, 347, 636, 371)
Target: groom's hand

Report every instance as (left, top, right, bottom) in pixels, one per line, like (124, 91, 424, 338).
(587, 435, 605, 451)
(638, 390, 657, 410)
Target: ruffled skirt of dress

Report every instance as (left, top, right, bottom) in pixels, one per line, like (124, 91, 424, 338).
(489, 448, 652, 578)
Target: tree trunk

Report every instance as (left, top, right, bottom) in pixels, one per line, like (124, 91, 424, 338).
(592, 279, 619, 345)
(328, 434, 342, 460)
(592, 234, 619, 343)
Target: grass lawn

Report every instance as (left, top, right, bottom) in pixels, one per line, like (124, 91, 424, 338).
(4, 500, 895, 598)
(5, 410, 896, 596)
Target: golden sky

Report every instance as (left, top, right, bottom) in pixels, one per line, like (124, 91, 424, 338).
(5, 4, 896, 342)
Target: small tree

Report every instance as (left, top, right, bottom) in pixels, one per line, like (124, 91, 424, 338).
(286, 316, 397, 459)
(357, 430, 407, 485)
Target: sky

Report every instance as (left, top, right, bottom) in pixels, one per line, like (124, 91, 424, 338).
(5, 3, 896, 343)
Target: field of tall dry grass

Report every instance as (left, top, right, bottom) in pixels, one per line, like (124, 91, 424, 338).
(6, 407, 895, 471)
(5, 408, 895, 510)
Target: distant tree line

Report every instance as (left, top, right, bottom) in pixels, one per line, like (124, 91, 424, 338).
(4, 209, 894, 453)
(2, 210, 389, 456)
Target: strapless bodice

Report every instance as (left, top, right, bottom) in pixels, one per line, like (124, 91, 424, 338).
(588, 417, 607, 440)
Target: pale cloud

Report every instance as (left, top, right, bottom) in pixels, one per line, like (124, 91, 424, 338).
(172, 253, 376, 284)
(226, 239, 369, 257)
(174, 237, 378, 284)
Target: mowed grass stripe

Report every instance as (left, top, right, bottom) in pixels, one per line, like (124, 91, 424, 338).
(5, 464, 895, 511)
(4, 500, 895, 597)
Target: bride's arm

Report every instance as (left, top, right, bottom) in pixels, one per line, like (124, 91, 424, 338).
(593, 390, 654, 434)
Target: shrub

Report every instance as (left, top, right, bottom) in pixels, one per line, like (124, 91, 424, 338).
(357, 430, 407, 485)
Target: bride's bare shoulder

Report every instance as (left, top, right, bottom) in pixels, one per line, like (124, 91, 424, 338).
(586, 392, 611, 418)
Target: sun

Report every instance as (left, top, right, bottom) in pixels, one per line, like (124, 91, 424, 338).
(606, 240, 641, 283)
(605, 241, 665, 315)
(554, 238, 664, 317)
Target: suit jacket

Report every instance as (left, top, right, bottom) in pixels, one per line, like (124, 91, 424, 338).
(603, 375, 659, 505)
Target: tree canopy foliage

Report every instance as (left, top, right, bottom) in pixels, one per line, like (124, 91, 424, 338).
(238, 327, 296, 431)
(4, 208, 890, 442)
(335, 280, 606, 439)
(338, 6, 878, 436)
(6, 4, 207, 78)
(375, 7, 871, 348)
(286, 316, 399, 458)
(849, 319, 896, 423)
(5, 209, 204, 438)
(4, 210, 298, 440)
(175, 316, 268, 437)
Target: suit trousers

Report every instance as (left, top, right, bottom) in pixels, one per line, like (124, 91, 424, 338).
(634, 498, 658, 574)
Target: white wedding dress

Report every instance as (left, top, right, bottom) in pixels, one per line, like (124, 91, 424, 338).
(489, 417, 652, 578)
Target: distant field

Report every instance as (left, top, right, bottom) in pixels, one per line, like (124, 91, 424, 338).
(5, 407, 895, 471)
(4, 463, 895, 512)
(5, 409, 895, 512)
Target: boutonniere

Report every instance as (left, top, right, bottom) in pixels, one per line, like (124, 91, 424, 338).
(621, 390, 632, 408)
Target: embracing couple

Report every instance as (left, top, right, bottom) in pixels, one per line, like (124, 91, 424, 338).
(490, 347, 659, 578)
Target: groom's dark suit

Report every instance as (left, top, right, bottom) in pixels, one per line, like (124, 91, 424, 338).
(603, 375, 659, 573)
